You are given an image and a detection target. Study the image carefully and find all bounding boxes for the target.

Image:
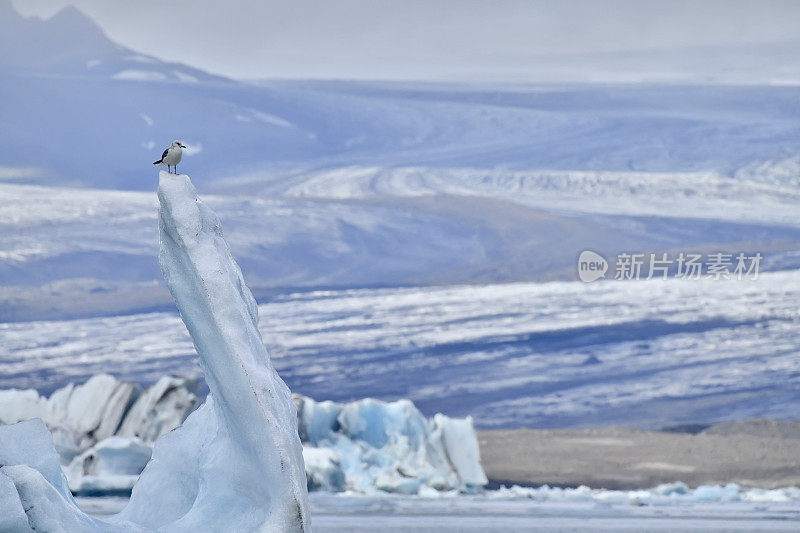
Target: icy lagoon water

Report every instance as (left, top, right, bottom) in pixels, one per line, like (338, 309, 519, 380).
(77, 491, 800, 532)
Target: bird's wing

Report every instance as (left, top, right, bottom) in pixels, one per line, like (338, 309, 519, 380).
(160, 148, 169, 160)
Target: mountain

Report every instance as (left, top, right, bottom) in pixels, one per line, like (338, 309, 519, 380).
(2, 1, 800, 190)
(2, 1, 800, 325)
(0, 0, 222, 82)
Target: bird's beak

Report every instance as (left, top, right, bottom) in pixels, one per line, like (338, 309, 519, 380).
(180, 144, 187, 148)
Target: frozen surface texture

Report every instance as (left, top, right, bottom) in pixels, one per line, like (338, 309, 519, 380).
(0, 173, 310, 531)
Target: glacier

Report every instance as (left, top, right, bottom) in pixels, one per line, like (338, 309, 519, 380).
(0, 172, 310, 531)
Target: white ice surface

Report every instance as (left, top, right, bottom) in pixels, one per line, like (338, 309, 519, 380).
(0, 419, 74, 498)
(266, 163, 800, 226)
(0, 419, 129, 532)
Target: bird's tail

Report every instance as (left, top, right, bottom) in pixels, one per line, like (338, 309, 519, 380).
(153, 160, 162, 165)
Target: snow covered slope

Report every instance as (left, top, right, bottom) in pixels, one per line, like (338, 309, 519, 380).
(0, 0, 222, 82)
(4, 165, 800, 323)
(3, 0, 800, 303)
(262, 163, 800, 226)
(3, 78, 800, 190)
(2, 1, 800, 191)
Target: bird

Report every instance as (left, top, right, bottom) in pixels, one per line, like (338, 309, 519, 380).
(153, 140, 187, 174)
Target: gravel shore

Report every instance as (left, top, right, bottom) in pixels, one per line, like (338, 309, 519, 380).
(478, 419, 800, 489)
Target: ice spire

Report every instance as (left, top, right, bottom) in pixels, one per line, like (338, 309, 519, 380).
(117, 171, 310, 530)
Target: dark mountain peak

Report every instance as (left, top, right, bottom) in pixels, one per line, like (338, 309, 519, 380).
(48, 4, 97, 25)
(47, 4, 118, 45)
(0, 2, 122, 74)
(0, 1, 226, 83)
(45, 3, 117, 49)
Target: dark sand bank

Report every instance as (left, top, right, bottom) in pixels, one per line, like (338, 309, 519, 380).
(479, 419, 800, 490)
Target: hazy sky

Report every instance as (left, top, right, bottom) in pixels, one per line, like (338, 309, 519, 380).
(13, 0, 800, 80)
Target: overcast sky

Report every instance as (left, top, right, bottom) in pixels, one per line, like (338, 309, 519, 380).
(13, 0, 800, 80)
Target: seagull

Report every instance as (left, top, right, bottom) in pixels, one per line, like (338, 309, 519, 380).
(153, 140, 187, 174)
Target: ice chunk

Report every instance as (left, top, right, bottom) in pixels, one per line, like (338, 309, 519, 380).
(113, 398, 215, 529)
(295, 395, 487, 494)
(0, 419, 74, 499)
(485, 482, 800, 505)
(1, 379, 487, 498)
(0, 375, 139, 455)
(1, 465, 111, 532)
(0, 389, 48, 426)
(433, 414, 488, 486)
(115, 376, 197, 442)
(293, 394, 343, 443)
(66, 437, 152, 495)
(48, 374, 139, 448)
(0, 470, 30, 533)
(302, 447, 346, 492)
(0, 420, 124, 532)
(0, 375, 196, 466)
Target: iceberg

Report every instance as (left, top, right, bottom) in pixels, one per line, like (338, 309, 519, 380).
(0, 375, 197, 464)
(0, 374, 140, 456)
(115, 376, 198, 442)
(294, 395, 487, 494)
(432, 414, 488, 487)
(0, 380, 489, 497)
(302, 447, 346, 492)
(65, 437, 152, 495)
(0, 172, 310, 531)
(487, 481, 800, 505)
(0, 419, 123, 531)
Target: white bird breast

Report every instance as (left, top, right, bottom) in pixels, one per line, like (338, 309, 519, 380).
(162, 147, 182, 166)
